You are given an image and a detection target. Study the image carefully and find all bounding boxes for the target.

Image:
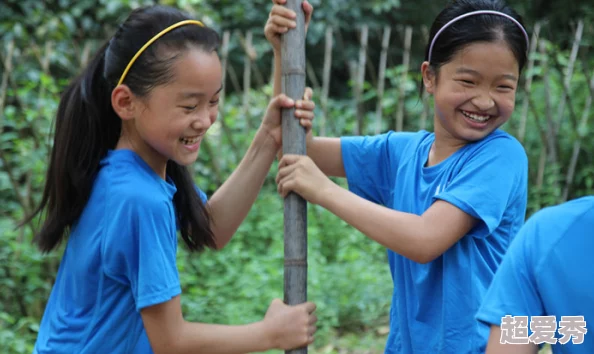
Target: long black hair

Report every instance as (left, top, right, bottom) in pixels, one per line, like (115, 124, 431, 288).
(425, 0, 528, 73)
(27, 5, 219, 253)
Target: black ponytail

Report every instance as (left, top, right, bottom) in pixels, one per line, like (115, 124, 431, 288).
(168, 161, 216, 251)
(26, 42, 120, 252)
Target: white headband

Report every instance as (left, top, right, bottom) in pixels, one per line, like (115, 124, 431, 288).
(427, 10, 530, 63)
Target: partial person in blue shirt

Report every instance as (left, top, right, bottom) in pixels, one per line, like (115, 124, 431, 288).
(266, 0, 530, 352)
(477, 196, 594, 354)
(28, 5, 319, 354)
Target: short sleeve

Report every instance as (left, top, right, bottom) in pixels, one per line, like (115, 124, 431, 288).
(341, 131, 416, 206)
(475, 215, 544, 325)
(102, 194, 181, 312)
(434, 135, 527, 235)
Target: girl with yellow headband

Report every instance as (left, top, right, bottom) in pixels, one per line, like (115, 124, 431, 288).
(30, 4, 317, 354)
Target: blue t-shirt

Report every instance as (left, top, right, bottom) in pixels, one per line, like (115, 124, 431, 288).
(476, 196, 594, 354)
(341, 129, 528, 353)
(34, 149, 206, 354)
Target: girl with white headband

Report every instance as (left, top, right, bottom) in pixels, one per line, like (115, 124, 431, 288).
(266, 0, 530, 352)
(30, 5, 319, 354)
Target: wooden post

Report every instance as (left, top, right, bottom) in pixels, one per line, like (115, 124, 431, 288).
(0, 40, 15, 131)
(375, 26, 391, 134)
(243, 30, 253, 132)
(396, 26, 412, 132)
(562, 61, 594, 201)
(355, 25, 368, 135)
(218, 31, 230, 146)
(321, 26, 333, 136)
(419, 26, 430, 131)
(553, 20, 583, 137)
(281, 1, 307, 353)
(219, 31, 230, 112)
(517, 22, 540, 143)
(539, 39, 558, 165)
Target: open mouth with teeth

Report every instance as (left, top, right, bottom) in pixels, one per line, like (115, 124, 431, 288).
(180, 136, 201, 145)
(461, 110, 492, 123)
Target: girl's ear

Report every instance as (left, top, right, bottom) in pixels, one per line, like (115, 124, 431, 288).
(111, 85, 137, 121)
(421, 61, 436, 94)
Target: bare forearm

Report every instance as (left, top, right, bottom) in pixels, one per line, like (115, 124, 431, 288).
(486, 326, 538, 354)
(307, 137, 345, 177)
(172, 321, 270, 354)
(207, 129, 277, 248)
(319, 183, 431, 262)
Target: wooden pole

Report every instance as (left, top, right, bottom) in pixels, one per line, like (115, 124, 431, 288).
(281, 1, 307, 353)
(375, 26, 391, 134)
(243, 30, 253, 132)
(552, 20, 583, 138)
(355, 25, 368, 135)
(320, 26, 333, 136)
(517, 22, 540, 143)
(396, 26, 412, 132)
(562, 61, 594, 201)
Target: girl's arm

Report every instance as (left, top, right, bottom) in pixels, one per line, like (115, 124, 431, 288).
(266, 0, 345, 178)
(141, 296, 316, 354)
(276, 155, 478, 263)
(206, 127, 277, 249)
(206, 91, 315, 249)
(321, 184, 477, 263)
(486, 326, 538, 354)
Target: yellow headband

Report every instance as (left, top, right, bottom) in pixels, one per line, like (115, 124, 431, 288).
(117, 20, 205, 86)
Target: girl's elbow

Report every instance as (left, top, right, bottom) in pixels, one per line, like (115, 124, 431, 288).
(214, 238, 229, 250)
(408, 249, 441, 264)
(415, 253, 438, 264)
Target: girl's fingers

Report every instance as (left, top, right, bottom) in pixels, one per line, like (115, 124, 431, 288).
(296, 100, 315, 111)
(270, 5, 296, 20)
(277, 175, 295, 198)
(276, 163, 297, 183)
(279, 154, 301, 168)
(295, 110, 314, 120)
(270, 15, 296, 29)
(266, 23, 289, 35)
(300, 119, 312, 129)
(304, 87, 313, 100)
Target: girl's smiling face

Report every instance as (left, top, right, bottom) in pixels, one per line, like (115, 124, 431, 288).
(423, 40, 520, 144)
(118, 48, 222, 177)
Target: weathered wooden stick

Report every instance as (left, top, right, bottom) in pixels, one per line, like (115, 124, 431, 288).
(562, 64, 594, 201)
(396, 26, 412, 132)
(539, 39, 558, 165)
(355, 25, 368, 135)
(281, 1, 308, 353)
(419, 26, 430, 131)
(219, 31, 230, 112)
(320, 26, 333, 136)
(242, 30, 253, 132)
(375, 26, 391, 134)
(517, 22, 540, 143)
(553, 20, 583, 137)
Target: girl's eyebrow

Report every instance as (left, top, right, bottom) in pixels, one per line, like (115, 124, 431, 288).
(500, 74, 518, 81)
(455, 67, 517, 81)
(455, 67, 481, 76)
(178, 85, 224, 99)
